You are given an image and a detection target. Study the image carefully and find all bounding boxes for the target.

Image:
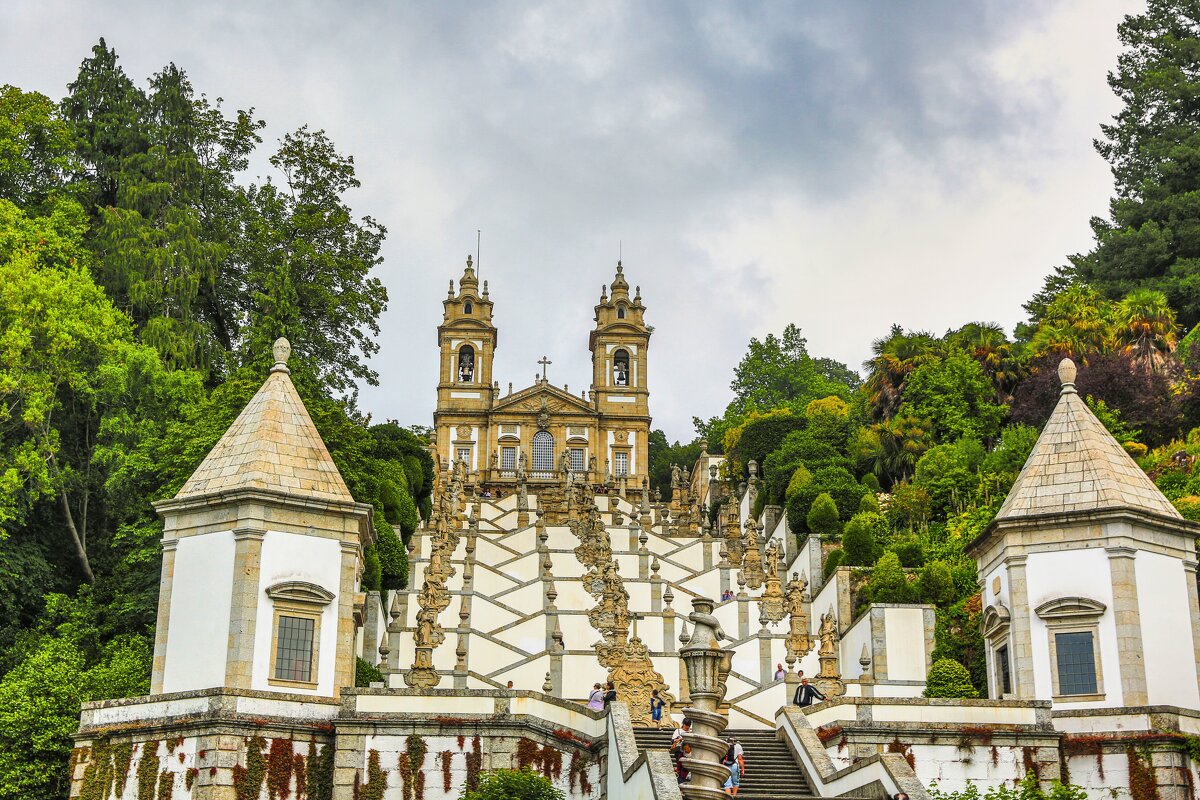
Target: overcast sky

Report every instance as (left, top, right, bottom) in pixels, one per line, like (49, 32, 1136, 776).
(4, 1, 1140, 441)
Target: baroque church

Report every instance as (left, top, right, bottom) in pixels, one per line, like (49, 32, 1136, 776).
(68, 260, 1200, 800)
(433, 258, 651, 490)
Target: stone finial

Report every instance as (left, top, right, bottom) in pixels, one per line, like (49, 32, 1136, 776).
(543, 671, 553, 693)
(1058, 357, 1077, 393)
(271, 338, 292, 373)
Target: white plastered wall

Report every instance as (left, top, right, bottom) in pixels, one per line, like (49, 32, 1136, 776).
(1025, 548, 1120, 708)
(251, 530, 343, 696)
(1136, 550, 1200, 708)
(162, 530, 235, 693)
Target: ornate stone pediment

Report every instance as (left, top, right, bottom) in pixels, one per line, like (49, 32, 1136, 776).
(265, 581, 335, 605)
(1034, 596, 1106, 619)
(492, 384, 597, 416)
(981, 603, 1011, 637)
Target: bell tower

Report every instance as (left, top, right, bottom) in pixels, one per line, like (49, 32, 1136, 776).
(590, 261, 652, 481)
(433, 256, 497, 472)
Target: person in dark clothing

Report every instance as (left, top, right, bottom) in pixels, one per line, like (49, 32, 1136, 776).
(602, 681, 617, 707)
(792, 678, 826, 707)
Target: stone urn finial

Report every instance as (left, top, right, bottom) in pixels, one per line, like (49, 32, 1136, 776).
(679, 598, 733, 799)
(271, 337, 291, 373)
(1058, 357, 1077, 393)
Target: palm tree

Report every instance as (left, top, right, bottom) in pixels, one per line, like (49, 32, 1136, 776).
(947, 322, 1021, 403)
(863, 325, 940, 421)
(1028, 284, 1117, 361)
(1116, 289, 1178, 373)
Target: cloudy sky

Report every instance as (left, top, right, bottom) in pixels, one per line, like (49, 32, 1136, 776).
(5, 1, 1139, 441)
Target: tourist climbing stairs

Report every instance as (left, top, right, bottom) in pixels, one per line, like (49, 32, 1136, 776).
(632, 726, 817, 800)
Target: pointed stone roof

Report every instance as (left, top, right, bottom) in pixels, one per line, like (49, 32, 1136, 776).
(995, 358, 1180, 521)
(174, 338, 353, 503)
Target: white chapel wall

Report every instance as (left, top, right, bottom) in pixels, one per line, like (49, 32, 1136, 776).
(1135, 549, 1200, 708)
(251, 530, 343, 696)
(162, 530, 234, 693)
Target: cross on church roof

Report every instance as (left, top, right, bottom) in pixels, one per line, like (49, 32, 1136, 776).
(538, 356, 552, 381)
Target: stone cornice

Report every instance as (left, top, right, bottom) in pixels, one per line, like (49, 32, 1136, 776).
(155, 487, 373, 543)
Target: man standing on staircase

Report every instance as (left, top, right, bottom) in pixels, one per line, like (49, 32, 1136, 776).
(793, 677, 826, 707)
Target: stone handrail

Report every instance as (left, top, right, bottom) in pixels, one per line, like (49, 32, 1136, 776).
(777, 706, 930, 800)
(607, 701, 683, 800)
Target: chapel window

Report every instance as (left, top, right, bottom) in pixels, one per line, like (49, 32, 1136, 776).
(617, 305, 626, 319)
(613, 349, 630, 387)
(532, 431, 554, 476)
(464, 300, 473, 314)
(1055, 632, 1098, 696)
(570, 448, 586, 473)
(274, 616, 315, 683)
(266, 581, 333, 690)
(614, 451, 629, 476)
(996, 644, 1012, 696)
(458, 345, 475, 382)
(501, 446, 517, 472)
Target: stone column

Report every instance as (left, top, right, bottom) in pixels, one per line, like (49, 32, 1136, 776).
(701, 529, 714, 571)
(757, 608, 773, 685)
(1107, 546, 1148, 705)
(679, 598, 732, 800)
(1007, 555, 1037, 698)
(334, 540, 361, 694)
(1184, 561, 1200, 692)
(737, 577, 750, 640)
(151, 538, 179, 693)
(225, 527, 265, 689)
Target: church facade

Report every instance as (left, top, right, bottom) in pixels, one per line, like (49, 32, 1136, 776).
(433, 258, 651, 490)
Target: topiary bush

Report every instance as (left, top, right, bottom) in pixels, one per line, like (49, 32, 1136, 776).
(843, 512, 886, 566)
(806, 493, 841, 538)
(918, 560, 955, 605)
(374, 518, 408, 590)
(867, 552, 913, 604)
(786, 466, 868, 533)
(923, 658, 978, 698)
(858, 492, 881, 514)
(888, 537, 925, 568)
(823, 548, 845, 580)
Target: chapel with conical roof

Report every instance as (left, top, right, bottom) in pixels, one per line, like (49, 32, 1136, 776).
(968, 358, 1200, 708)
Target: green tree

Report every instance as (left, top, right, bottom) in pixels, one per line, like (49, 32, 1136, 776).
(1070, 0, 1200, 330)
(0, 86, 76, 212)
(918, 560, 956, 605)
(648, 429, 703, 500)
(842, 511, 885, 566)
(727, 324, 853, 417)
(864, 325, 941, 421)
(867, 551, 913, 604)
(823, 548, 846, 579)
(899, 352, 1007, 444)
(0, 595, 149, 800)
(460, 767, 565, 800)
(806, 492, 841, 538)
(785, 467, 867, 534)
(923, 658, 978, 699)
(913, 440, 982, 518)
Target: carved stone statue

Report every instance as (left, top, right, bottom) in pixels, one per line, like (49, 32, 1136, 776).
(671, 463, 682, 488)
(784, 572, 811, 661)
(813, 607, 846, 699)
(517, 450, 528, 481)
(490, 450, 499, 470)
(559, 448, 572, 476)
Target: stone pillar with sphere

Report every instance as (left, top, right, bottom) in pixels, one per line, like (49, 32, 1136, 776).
(679, 597, 735, 800)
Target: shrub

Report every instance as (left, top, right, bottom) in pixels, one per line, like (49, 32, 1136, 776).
(918, 560, 955, 605)
(843, 512, 885, 566)
(375, 518, 409, 590)
(860, 472, 881, 493)
(889, 537, 925, 568)
(356, 657, 384, 687)
(460, 767, 565, 800)
(807, 493, 841, 537)
(923, 658, 978, 698)
(785, 464, 813, 501)
(785, 466, 869, 533)
(823, 549, 846, 579)
(361, 545, 382, 592)
(858, 492, 881, 514)
(867, 552, 913, 604)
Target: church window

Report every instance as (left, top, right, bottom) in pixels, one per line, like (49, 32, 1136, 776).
(464, 300, 473, 314)
(458, 345, 475, 382)
(457, 446, 472, 467)
(532, 431, 554, 476)
(996, 644, 1012, 696)
(274, 616, 315, 682)
(570, 448, 586, 473)
(1037, 596, 1105, 700)
(613, 349, 630, 387)
(1054, 632, 1098, 696)
(615, 451, 629, 476)
(501, 446, 516, 472)
(617, 304, 626, 319)
(265, 581, 332, 690)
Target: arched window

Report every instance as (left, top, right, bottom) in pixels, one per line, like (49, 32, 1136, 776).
(458, 345, 475, 382)
(464, 300, 473, 314)
(617, 304, 626, 319)
(613, 349, 630, 387)
(532, 431, 554, 476)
